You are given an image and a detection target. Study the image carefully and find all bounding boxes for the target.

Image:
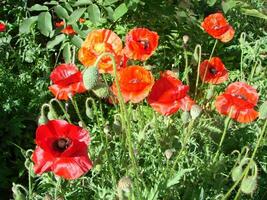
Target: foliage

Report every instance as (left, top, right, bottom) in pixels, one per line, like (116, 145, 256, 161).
(1, 0, 267, 199)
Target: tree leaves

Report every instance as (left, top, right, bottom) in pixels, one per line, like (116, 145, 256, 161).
(19, 16, 38, 34)
(46, 34, 66, 49)
(54, 5, 69, 19)
(68, 8, 86, 24)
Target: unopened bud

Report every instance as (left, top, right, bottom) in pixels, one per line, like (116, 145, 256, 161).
(183, 35, 189, 44)
(164, 149, 174, 160)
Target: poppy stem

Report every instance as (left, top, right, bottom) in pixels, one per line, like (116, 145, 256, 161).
(171, 119, 195, 173)
(49, 98, 71, 123)
(194, 44, 202, 98)
(183, 49, 190, 85)
(201, 40, 218, 87)
(213, 115, 231, 162)
(222, 119, 267, 199)
(94, 53, 141, 196)
(70, 97, 86, 128)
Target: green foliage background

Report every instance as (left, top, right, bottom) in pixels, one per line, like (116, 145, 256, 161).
(0, 0, 267, 199)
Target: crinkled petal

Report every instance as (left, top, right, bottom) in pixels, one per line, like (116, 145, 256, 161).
(32, 146, 54, 174)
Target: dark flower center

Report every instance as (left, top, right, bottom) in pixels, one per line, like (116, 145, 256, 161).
(53, 138, 71, 152)
(137, 39, 149, 50)
(209, 67, 218, 75)
(233, 94, 247, 101)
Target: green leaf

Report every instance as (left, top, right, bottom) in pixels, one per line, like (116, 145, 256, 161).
(63, 43, 71, 63)
(19, 16, 38, 34)
(29, 4, 48, 11)
(207, 0, 217, 6)
(87, 4, 101, 24)
(113, 3, 128, 21)
(241, 8, 267, 20)
(54, 5, 69, 19)
(167, 168, 194, 188)
(105, 7, 114, 20)
(73, 0, 92, 7)
(222, 0, 237, 13)
(46, 34, 66, 49)
(71, 35, 83, 48)
(259, 101, 267, 119)
(104, 0, 119, 6)
(83, 66, 99, 90)
(68, 8, 86, 24)
(37, 12, 52, 37)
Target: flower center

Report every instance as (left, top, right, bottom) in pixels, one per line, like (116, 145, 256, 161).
(138, 39, 149, 50)
(94, 43, 106, 53)
(209, 67, 217, 75)
(129, 78, 140, 84)
(233, 94, 247, 101)
(53, 138, 71, 152)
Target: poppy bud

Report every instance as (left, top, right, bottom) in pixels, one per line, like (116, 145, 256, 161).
(82, 66, 99, 90)
(164, 149, 174, 160)
(240, 176, 257, 194)
(12, 183, 26, 200)
(190, 105, 202, 119)
(92, 82, 109, 99)
(43, 194, 53, 200)
(183, 35, 189, 44)
(117, 176, 132, 193)
(38, 115, 48, 125)
(47, 110, 56, 120)
(181, 111, 191, 124)
(104, 123, 111, 135)
(86, 106, 94, 120)
(231, 166, 243, 182)
(113, 119, 122, 134)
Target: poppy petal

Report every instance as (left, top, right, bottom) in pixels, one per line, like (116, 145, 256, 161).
(52, 156, 93, 180)
(32, 146, 54, 174)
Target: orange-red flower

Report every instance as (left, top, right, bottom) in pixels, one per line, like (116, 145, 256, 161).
(147, 71, 195, 116)
(215, 82, 259, 123)
(201, 13, 235, 43)
(200, 57, 228, 84)
(61, 25, 76, 35)
(111, 66, 154, 103)
(124, 28, 159, 61)
(0, 22, 6, 32)
(78, 29, 123, 74)
(48, 64, 86, 100)
(32, 120, 93, 180)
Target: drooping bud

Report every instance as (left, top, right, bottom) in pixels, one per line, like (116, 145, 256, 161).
(190, 105, 202, 119)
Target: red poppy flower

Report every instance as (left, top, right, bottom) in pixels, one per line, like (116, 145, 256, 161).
(0, 22, 6, 32)
(124, 28, 159, 61)
(48, 64, 86, 100)
(32, 120, 93, 180)
(111, 65, 154, 103)
(215, 82, 259, 123)
(78, 29, 123, 74)
(147, 71, 195, 116)
(61, 25, 76, 35)
(79, 18, 86, 23)
(200, 57, 228, 84)
(55, 21, 65, 28)
(201, 13, 235, 43)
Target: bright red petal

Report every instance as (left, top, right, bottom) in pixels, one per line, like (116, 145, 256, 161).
(52, 156, 93, 180)
(50, 64, 79, 84)
(32, 146, 54, 174)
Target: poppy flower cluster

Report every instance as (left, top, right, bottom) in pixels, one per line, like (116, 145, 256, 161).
(32, 120, 92, 179)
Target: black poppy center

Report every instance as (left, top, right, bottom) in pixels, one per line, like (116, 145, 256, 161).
(53, 138, 71, 152)
(209, 67, 218, 75)
(233, 94, 247, 101)
(137, 39, 149, 50)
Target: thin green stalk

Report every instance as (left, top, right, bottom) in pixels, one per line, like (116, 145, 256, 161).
(194, 44, 202, 98)
(239, 32, 246, 81)
(171, 119, 195, 173)
(201, 40, 218, 87)
(54, 177, 61, 199)
(184, 49, 189, 85)
(49, 98, 71, 123)
(213, 115, 231, 162)
(28, 163, 32, 200)
(249, 60, 260, 82)
(70, 97, 86, 128)
(93, 53, 140, 196)
(223, 119, 267, 199)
